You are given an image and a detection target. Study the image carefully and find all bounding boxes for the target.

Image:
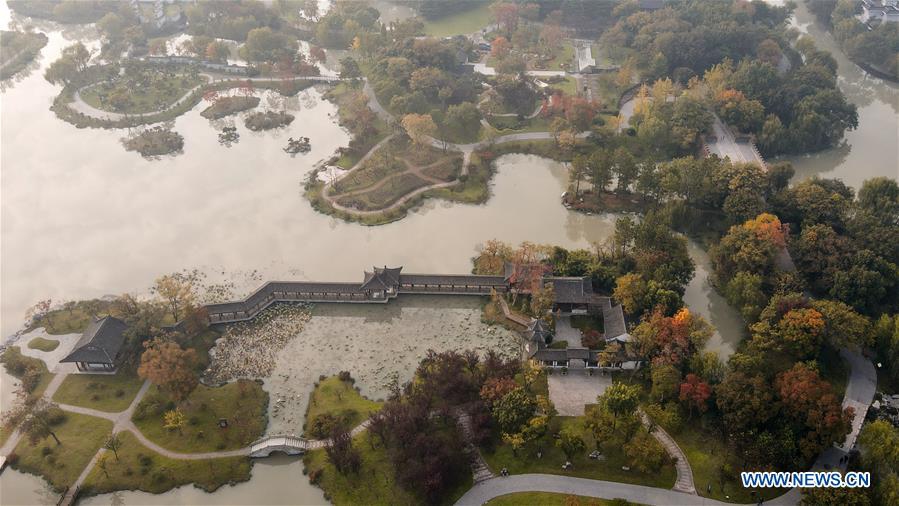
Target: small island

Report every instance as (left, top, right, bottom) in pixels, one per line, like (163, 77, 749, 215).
(201, 96, 261, 120)
(123, 126, 185, 158)
(0, 30, 49, 81)
(244, 111, 295, 131)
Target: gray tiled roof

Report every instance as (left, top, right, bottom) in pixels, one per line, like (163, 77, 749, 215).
(361, 266, 403, 290)
(549, 277, 593, 304)
(602, 303, 628, 339)
(205, 281, 365, 313)
(60, 316, 127, 365)
(534, 349, 569, 362)
(400, 273, 506, 286)
(525, 319, 551, 343)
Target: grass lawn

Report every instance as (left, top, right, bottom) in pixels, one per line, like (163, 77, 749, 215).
(80, 74, 207, 115)
(304, 376, 382, 437)
(1, 346, 55, 398)
(544, 43, 576, 72)
(488, 115, 553, 134)
(26, 299, 114, 334)
(132, 380, 267, 453)
(487, 492, 632, 505)
(81, 431, 252, 496)
(11, 412, 113, 491)
(52, 372, 145, 413)
(481, 416, 676, 490)
(422, 2, 492, 37)
(548, 340, 568, 349)
(553, 76, 578, 97)
(27, 337, 59, 352)
(303, 431, 472, 506)
(653, 415, 788, 503)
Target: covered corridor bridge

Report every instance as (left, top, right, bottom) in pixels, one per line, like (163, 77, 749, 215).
(204, 267, 510, 324)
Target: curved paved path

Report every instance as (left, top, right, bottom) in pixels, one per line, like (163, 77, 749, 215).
(323, 81, 589, 217)
(639, 408, 696, 495)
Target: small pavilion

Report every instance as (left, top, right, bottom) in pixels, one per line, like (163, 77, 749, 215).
(59, 316, 128, 373)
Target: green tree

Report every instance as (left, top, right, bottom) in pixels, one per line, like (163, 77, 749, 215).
(104, 432, 123, 461)
(492, 387, 537, 434)
(556, 426, 586, 461)
(650, 364, 681, 403)
(623, 430, 667, 473)
(598, 382, 640, 429)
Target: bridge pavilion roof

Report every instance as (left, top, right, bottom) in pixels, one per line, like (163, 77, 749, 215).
(361, 266, 403, 290)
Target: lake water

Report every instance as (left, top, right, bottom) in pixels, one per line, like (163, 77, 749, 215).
(0, 0, 895, 504)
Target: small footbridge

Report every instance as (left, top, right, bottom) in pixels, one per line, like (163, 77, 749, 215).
(249, 435, 311, 457)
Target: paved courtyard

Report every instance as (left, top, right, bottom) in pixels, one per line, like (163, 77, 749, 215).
(547, 371, 612, 416)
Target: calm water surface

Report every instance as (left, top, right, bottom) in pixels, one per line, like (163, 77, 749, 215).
(0, 0, 894, 504)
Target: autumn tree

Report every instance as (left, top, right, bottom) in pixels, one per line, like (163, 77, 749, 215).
(775, 363, 852, 460)
(633, 308, 712, 368)
(492, 387, 536, 434)
(138, 338, 199, 402)
(163, 408, 185, 434)
(153, 272, 197, 322)
(597, 382, 640, 430)
(474, 239, 513, 275)
(480, 377, 518, 408)
(623, 430, 668, 473)
(401, 113, 437, 147)
(326, 424, 362, 475)
(679, 374, 711, 418)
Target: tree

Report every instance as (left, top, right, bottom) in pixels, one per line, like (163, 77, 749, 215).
(492, 387, 536, 434)
(597, 382, 640, 429)
(556, 426, 586, 461)
(724, 271, 767, 322)
(570, 155, 588, 196)
(529, 283, 554, 320)
(444, 102, 480, 141)
(401, 113, 437, 147)
(239, 27, 297, 63)
(138, 338, 199, 402)
(163, 408, 185, 434)
(339, 56, 361, 80)
(104, 432, 123, 461)
(20, 399, 64, 445)
(480, 377, 518, 407)
(775, 363, 852, 460)
(650, 364, 681, 403)
(326, 425, 362, 474)
(679, 374, 711, 418)
(205, 40, 231, 61)
(491, 2, 519, 35)
(153, 273, 197, 322)
(44, 54, 78, 86)
(490, 36, 512, 59)
(810, 299, 871, 349)
(800, 487, 872, 506)
(623, 430, 667, 473)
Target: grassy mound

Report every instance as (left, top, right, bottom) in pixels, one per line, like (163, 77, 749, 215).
(27, 337, 59, 352)
(200, 96, 260, 120)
(244, 110, 294, 131)
(304, 374, 381, 439)
(123, 126, 184, 157)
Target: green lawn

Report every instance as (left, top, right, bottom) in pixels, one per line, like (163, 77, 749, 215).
(11, 412, 113, 491)
(52, 373, 144, 413)
(26, 337, 59, 352)
(304, 431, 472, 506)
(487, 492, 634, 505)
(570, 315, 604, 334)
(132, 380, 268, 453)
(26, 300, 113, 334)
(422, 2, 492, 37)
(549, 340, 568, 349)
(304, 376, 382, 438)
(481, 416, 676, 490)
(80, 74, 207, 115)
(81, 431, 251, 496)
(487, 116, 553, 134)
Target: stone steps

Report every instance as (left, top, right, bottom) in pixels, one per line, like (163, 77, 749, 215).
(454, 408, 496, 484)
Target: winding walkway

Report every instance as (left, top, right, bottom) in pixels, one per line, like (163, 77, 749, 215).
(638, 409, 696, 495)
(68, 73, 347, 122)
(322, 80, 588, 217)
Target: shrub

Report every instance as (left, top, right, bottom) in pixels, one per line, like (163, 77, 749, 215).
(115, 389, 125, 398)
(308, 468, 323, 484)
(196, 431, 205, 440)
(338, 371, 353, 383)
(189, 416, 200, 426)
(41, 446, 52, 456)
(244, 110, 294, 131)
(7, 453, 18, 465)
(91, 394, 100, 401)
(139, 454, 153, 467)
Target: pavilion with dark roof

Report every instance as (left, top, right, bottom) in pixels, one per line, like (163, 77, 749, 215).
(60, 316, 128, 373)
